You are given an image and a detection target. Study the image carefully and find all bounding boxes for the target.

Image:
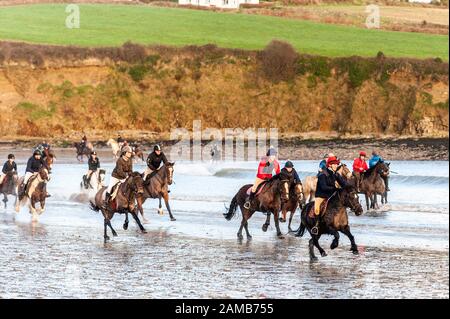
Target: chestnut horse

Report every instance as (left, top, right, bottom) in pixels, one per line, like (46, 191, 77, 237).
(136, 163, 176, 223)
(90, 172, 146, 243)
(295, 186, 363, 261)
(224, 176, 290, 239)
(279, 182, 305, 232)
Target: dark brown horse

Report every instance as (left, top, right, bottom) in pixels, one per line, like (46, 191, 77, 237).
(15, 167, 50, 221)
(279, 182, 305, 232)
(295, 185, 363, 261)
(74, 141, 93, 162)
(90, 172, 146, 243)
(136, 163, 176, 223)
(358, 161, 390, 210)
(224, 176, 290, 239)
(0, 172, 19, 209)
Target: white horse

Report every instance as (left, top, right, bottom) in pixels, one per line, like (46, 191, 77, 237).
(107, 138, 121, 160)
(15, 168, 50, 222)
(80, 169, 106, 193)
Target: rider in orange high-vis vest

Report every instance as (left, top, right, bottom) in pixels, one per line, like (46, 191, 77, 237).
(352, 151, 368, 192)
(244, 148, 281, 209)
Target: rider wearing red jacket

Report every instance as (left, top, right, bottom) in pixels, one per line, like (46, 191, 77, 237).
(352, 151, 368, 192)
(244, 147, 281, 209)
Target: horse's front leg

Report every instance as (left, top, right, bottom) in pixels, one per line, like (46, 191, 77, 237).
(238, 209, 251, 240)
(364, 193, 370, 211)
(261, 212, 270, 232)
(29, 198, 38, 221)
(329, 227, 340, 250)
(136, 196, 149, 224)
(273, 210, 284, 239)
(163, 192, 176, 221)
(312, 234, 327, 258)
(131, 209, 147, 233)
(157, 195, 164, 216)
(288, 209, 296, 233)
(2, 193, 7, 209)
(123, 211, 129, 230)
(341, 225, 359, 254)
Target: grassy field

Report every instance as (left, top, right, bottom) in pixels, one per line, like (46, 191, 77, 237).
(0, 4, 448, 59)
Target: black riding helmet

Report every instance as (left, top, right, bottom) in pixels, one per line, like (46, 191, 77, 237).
(284, 161, 294, 168)
(33, 149, 42, 156)
(154, 144, 161, 152)
(8, 154, 15, 160)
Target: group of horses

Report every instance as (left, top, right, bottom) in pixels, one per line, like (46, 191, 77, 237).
(224, 161, 390, 261)
(0, 148, 55, 220)
(74, 139, 145, 163)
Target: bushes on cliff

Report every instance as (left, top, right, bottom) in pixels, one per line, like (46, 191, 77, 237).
(258, 40, 298, 83)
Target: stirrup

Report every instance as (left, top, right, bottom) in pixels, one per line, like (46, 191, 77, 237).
(311, 220, 320, 235)
(243, 201, 251, 209)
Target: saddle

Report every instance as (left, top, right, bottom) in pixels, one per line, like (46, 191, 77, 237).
(308, 199, 328, 218)
(246, 181, 268, 197)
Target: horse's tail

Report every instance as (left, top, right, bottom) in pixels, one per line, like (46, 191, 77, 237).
(224, 195, 238, 221)
(90, 201, 100, 212)
(295, 222, 306, 237)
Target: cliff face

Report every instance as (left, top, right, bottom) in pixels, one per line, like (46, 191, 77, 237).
(0, 42, 448, 139)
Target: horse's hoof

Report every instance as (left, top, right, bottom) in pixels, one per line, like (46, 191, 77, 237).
(321, 251, 327, 257)
(277, 234, 285, 239)
(330, 241, 339, 250)
(247, 235, 252, 240)
(351, 247, 359, 255)
(112, 232, 118, 237)
(279, 218, 286, 223)
(104, 236, 110, 242)
(157, 209, 164, 216)
(237, 234, 244, 240)
(141, 229, 147, 234)
(123, 224, 128, 230)
(294, 232, 302, 237)
(310, 256, 318, 262)
(170, 217, 176, 221)
(262, 224, 268, 232)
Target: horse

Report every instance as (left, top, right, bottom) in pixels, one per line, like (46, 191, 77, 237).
(302, 164, 353, 203)
(358, 161, 390, 210)
(132, 144, 145, 163)
(42, 148, 56, 172)
(74, 141, 93, 162)
(135, 163, 176, 223)
(90, 172, 146, 243)
(295, 185, 363, 261)
(0, 172, 19, 209)
(224, 176, 290, 239)
(80, 169, 106, 192)
(106, 138, 121, 160)
(15, 167, 50, 221)
(279, 182, 305, 232)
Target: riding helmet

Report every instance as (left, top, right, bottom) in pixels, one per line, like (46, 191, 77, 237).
(154, 144, 161, 151)
(33, 149, 42, 156)
(7, 154, 15, 159)
(359, 151, 367, 157)
(284, 161, 294, 168)
(266, 148, 277, 156)
(326, 156, 340, 167)
(122, 146, 132, 153)
(91, 151, 97, 156)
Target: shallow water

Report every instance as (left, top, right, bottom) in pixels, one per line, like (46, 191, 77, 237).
(0, 152, 448, 298)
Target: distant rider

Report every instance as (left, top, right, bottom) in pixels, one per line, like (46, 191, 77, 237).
(84, 151, 100, 188)
(318, 153, 334, 175)
(0, 154, 17, 186)
(143, 144, 168, 181)
(352, 151, 368, 192)
(312, 156, 348, 234)
(279, 160, 301, 186)
(369, 150, 390, 191)
(244, 147, 281, 209)
(104, 146, 133, 206)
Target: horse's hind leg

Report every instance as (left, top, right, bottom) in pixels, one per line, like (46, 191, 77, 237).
(288, 211, 295, 232)
(3, 194, 7, 209)
(342, 225, 358, 254)
(123, 212, 129, 230)
(103, 219, 110, 242)
(105, 214, 117, 237)
(312, 234, 327, 257)
(244, 221, 252, 239)
(163, 193, 176, 221)
(273, 210, 284, 239)
(131, 210, 147, 233)
(309, 238, 318, 261)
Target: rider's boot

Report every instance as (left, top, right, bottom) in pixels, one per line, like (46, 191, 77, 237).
(103, 192, 111, 208)
(243, 192, 255, 210)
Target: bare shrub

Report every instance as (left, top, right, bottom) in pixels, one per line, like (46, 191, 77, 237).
(258, 40, 299, 83)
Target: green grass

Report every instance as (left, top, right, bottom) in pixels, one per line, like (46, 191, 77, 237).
(0, 4, 448, 59)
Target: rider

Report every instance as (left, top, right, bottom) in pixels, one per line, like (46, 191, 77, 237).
(369, 150, 390, 191)
(104, 146, 133, 206)
(352, 151, 368, 192)
(318, 153, 334, 175)
(279, 160, 301, 186)
(80, 134, 87, 149)
(143, 144, 168, 181)
(19, 149, 50, 198)
(244, 147, 281, 209)
(312, 156, 348, 233)
(84, 151, 100, 188)
(0, 154, 17, 186)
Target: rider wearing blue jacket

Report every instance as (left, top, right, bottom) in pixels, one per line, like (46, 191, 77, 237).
(369, 151, 390, 191)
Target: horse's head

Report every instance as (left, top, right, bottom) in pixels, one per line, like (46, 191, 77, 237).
(39, 167, 50, 182)
(130, 172, 145, 195)
(279, 179, 290, 202)
(165, 162, 175, 185)
(337, 163, 353, 180)
(99, 169, 106, 182)
(340, 186, 363, 216)
(44, 153, 55, 172)
(376, 162, 390, 178)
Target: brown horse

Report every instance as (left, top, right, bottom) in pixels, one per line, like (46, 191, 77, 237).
(0, 172, 19, 209)
(15, 167, 50, 221)
(42, 148, 56, 172)
(279, 182, 305, 232)
(74, 142, 93, 162)
(224, 176, 290, 239)
(132, 144, 145, 163)
(295, 185, 363, 261)
(358, 161, 390, 210)
(302, 164, 353, 203)
(136, 163, 176, 223)
(90, 172, 146, 243)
